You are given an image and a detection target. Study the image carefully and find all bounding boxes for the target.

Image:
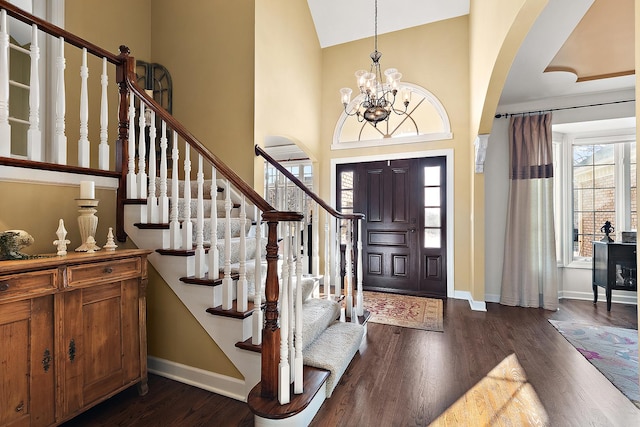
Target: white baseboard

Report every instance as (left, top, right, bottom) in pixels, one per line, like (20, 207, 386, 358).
(147, 356, 247, 402)
(560, 289, 638, 306)
(485, 290, 637, 307)
(453, 290, 487, 312)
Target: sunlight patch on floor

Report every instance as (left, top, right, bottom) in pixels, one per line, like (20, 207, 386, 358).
(429, 353, 549, 426)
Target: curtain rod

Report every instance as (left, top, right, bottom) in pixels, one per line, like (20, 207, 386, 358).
(494, 99, 635, 119)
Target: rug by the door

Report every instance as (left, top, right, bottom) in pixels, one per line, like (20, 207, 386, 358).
(363, 291, 443, 332)
(549, 320, 639, 408)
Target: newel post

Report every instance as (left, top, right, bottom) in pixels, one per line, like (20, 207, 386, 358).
(115, 45, 135, 242)
(261, 215, 281, 398)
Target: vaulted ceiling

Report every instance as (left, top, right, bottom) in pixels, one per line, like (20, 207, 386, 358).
(307, 0, 635, 107)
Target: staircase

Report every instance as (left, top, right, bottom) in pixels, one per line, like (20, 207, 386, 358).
(123, 176, 366, 425)
(0, 2, 368, 425)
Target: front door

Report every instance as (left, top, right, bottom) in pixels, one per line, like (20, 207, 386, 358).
(336, 156, 447, 298)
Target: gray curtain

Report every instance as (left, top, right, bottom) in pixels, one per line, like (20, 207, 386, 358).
(500, 113, 558, 310)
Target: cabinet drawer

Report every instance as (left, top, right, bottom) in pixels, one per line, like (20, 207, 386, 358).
(0, 269, 57, 302)
(67, 257, 142, 287)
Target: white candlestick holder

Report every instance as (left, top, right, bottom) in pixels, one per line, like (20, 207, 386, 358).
(75, 198, 101, 252)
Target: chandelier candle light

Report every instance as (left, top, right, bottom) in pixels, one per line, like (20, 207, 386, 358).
(75, 180, 100, 252)
(340, 0, 411, 126)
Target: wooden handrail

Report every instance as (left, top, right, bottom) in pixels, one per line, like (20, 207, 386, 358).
(255, 144, 365, 221)
(0, 1, 121, 64)
(116, 49, 276, 215)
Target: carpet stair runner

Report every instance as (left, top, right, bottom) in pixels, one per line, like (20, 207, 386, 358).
(126, 178, 366, 423)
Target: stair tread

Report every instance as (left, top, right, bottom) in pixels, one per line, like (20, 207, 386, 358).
(156, 248, 210, 257)
(235, 337, 261, 353)
(206, 300, 257, 319)
(180, 272, 239, 286)
(134, 223, 170, 229)
(247, 365, 330, 420)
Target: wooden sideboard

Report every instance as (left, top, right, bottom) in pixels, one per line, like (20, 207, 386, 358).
(0, 249, 151, 427)
(592, 241, 637, 311)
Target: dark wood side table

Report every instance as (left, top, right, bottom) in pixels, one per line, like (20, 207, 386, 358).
(592, 241, 637, 311)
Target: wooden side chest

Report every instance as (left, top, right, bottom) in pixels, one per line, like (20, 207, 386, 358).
(0, 249, 151, 427)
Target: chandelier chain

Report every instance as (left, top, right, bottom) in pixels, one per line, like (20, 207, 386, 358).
(374, 0, 378, 53)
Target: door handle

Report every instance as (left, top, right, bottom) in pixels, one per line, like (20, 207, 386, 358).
(408, 227, 416, 233)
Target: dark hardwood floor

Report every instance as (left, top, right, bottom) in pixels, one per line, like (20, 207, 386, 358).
(61, 299, 639, 426)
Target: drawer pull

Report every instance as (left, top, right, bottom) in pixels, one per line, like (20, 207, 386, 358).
(104, 266, 113, 274)
(69, 339, 76, 362)
(0, 282, 9, 291)
(15, 401, 24, 412)
(42, 348, 52, 372)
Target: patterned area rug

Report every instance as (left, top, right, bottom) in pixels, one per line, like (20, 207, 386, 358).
(363, 291, 443, 332)
(549, 320, 639, 408)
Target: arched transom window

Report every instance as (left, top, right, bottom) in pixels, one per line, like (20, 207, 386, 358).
(332, 83, 452, 150)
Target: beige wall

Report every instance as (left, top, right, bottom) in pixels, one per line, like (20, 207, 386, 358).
(320, 17, 473, 293)
(65, 0, 152, 169)
(0, 181, 116, 256)
(65, 1, 241, 377)
(150, 0, 255, 183)
(253, 0, 322, 193)
(468, 0, 548, 301)
(148, 1, 255, 376)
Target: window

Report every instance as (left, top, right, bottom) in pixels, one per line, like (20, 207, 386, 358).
(554, 119, 636, 266)
(264, 161, 313, 215)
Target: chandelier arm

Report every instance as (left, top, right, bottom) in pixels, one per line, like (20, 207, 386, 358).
(401, 97, 425, 116)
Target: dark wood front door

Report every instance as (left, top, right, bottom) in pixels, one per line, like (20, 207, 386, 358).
(337, 156, 447, 298)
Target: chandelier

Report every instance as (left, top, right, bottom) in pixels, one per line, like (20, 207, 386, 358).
(340, 0, 411, 126)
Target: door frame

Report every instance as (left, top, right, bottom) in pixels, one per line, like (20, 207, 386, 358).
(331, 148, 455, 298)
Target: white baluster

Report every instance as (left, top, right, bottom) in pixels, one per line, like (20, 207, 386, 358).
(345, 220, 354, 321)
(169, 131, 181, 249)
(251, 208, 263, 345)
(312, 201, 320, 277)
(0, 10, 9, 157)
(126, 93, 137, 198)
(222, 180, 233, 310)
(288, 222, 295, 384)
(181, 145, 192, 249)
(356, 218, 364, 316)
(27, 24, 41, 161)
(137, 102, 147, 198)
(294, 221, 304, 394)
(208, 166, 220, 279)
(195, 154, 206, 278)
(98, 57, 109, 170)
(278, 222, 290, 405)
(335, 219, 343, 321)
(78, 48, 89, 167)
(300, 199, 308, 276)
(324, 211, 331, 299)
(53, 37, 66, 165)
(147, 110, 157, 223)
(237, 195, 248, 312)
(158, 121, 169, 223)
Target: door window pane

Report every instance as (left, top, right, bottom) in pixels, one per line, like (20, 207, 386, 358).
(424, 229, 441, 248)
(424, 187, 440, 206)
(424, 208, 441, 227)
(424, 166, 440, 186)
